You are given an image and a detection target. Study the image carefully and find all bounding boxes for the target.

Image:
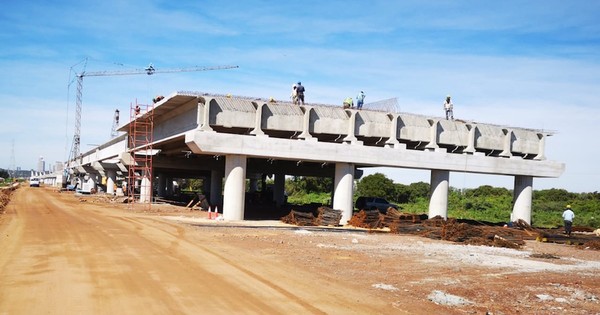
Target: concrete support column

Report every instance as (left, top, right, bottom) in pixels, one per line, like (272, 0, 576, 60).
(106, 169, 117, 195)
(512, 175, 533, 224)
(223, 155, 246, 220)
(333, 162, 354, 225)
(140, 175, 152, 203)
(166, 177, 173, 196)
(157, 173, 166, 197)
(84, 175, 96, 193)
(429, 169, 449, 219)
(202, 176, 210, 195)
(210, 170, 223, 208)
(273, 173, 285, 207)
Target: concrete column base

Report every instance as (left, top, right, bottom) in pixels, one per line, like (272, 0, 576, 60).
(210, 170, 223, 209)
(223, 155, 246, 220)
(429, 169, 449, 219)
(512, 175, 533, 224)
(106, 170, 117, 195)
(273, 173, 285, 207)
(333, 163, 354, 225)
(140, 176, 152, 203)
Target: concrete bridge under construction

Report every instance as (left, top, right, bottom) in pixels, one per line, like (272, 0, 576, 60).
(53, 91, 564, 225)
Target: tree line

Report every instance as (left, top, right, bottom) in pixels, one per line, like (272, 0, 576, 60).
(285, 173, 600, 229)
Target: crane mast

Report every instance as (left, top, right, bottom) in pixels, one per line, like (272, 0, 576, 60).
(110, 109, 120, 138)
(67, 64, 238, 163)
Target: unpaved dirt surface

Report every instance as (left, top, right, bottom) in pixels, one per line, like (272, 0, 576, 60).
(1, 187, 599, 314)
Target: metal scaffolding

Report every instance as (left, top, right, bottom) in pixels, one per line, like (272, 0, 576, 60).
(127, 102, 154, 210)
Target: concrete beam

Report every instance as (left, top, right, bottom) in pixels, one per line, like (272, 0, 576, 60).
(185, 131, 564, 178)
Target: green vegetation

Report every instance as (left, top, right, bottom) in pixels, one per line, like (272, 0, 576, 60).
(285, 176, 331, 205)
(285, 173, 600, 229)
(0, 169, 16, 187)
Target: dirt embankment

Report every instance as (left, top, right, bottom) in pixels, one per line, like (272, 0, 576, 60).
(0, 184, 17, 214)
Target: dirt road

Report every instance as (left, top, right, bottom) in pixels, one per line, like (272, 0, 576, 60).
(1, 187, 599, 314)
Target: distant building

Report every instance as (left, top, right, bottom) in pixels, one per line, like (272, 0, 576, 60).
(37, 156, 45, 172)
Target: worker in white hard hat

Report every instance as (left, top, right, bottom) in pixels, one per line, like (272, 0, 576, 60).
(291, 84, 298, 105)
(562, 204, 575, 237)
(443, 95, 454, 120)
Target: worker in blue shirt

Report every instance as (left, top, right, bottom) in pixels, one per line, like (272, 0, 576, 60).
(356, 91, 366, 110)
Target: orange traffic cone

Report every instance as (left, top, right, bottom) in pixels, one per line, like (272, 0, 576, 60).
(208, 206, 212, 219)
(214, 206, 219, 219)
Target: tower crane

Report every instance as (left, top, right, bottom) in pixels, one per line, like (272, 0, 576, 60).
(67, 63, 239, 164)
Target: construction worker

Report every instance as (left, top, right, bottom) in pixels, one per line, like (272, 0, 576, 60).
(290, 84, 298, 105)
(356, 91, 366, 110)
(343, 97, 354, 109)
(296, 82, 305, 105)
(134, 105, 141, 115)
(443, 95, 454, 120)
(562, 205, 575, 237)
(153, 95, 164, 103)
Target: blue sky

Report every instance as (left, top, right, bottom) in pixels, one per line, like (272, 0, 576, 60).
(1, 1, 599, 192)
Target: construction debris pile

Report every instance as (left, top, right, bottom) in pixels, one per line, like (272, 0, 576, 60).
(77, 194, 129, 204)
(184, 194, 210, 211)
(281, 207, 343, 226)
(583, 240, 600, 250)
(348, 210, 529, 249)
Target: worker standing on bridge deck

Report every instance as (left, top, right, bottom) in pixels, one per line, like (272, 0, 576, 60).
(562, 205, 575, 237)
(356, 91, 366, 110)
(443, 95, 454, 120)
(291, 84, 298, 105)
(343, 97, 354, 109)
(296, 82, 305, 105)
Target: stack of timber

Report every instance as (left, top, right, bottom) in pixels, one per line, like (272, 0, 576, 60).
(316, 206, 342, 226)
(348, 210, 384, 229)
(281, 210, 317, 226)
(384, 208, 428, 233)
